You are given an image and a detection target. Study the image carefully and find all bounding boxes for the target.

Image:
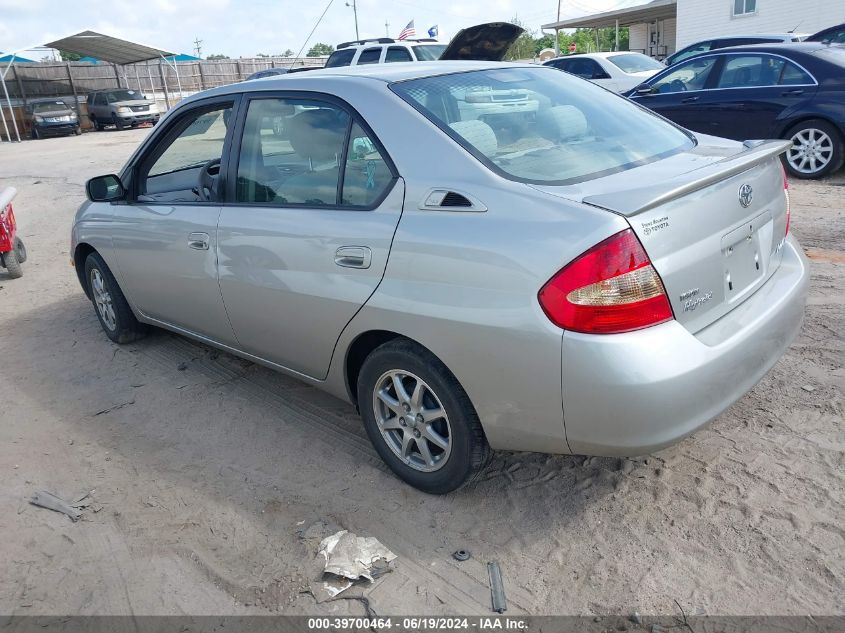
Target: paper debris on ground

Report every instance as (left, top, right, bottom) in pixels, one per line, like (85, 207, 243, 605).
(29, 490, 95, 522)
(315, 530, 396, 600)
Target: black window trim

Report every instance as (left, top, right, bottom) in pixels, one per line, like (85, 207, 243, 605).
(223, 90, 400, 212)
(120, 94, 242, 206)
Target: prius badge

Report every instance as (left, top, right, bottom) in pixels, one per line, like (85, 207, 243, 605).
(738, 184, 753, 208)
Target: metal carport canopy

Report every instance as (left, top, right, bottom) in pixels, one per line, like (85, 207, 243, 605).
(542, 0, 677, 30)
(43, 30, 174, 64)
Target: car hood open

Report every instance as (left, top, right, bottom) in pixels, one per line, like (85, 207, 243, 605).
(439, 22, 524, 62)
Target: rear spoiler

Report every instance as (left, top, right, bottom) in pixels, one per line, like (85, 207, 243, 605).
(583, 140, 791, 217)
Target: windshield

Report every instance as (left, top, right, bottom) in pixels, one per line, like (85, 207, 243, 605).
(106, 89, 143, 103)
(607, 53, 664, 73)
(412, 45, 446, 61)
(391, 67, 693, 185)
(32, 101, 68, 113)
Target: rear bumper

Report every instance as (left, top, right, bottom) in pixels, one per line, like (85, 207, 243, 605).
(561, 235, 809, 456)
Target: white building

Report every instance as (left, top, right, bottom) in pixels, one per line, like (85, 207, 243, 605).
(543, 0, 845, 60)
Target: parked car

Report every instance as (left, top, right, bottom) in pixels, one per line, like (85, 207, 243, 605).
(806, 23, 845, 45)
(245, 68, 288, 80)
(73, 61, 808, 493)
(25, 99, 81, 139)
(87, 89, 160, 130)
(325, 22, 523, 67)
(544, 52, 665, 92)
(627, 43, 845, 178)
(665, 33, 806, 66)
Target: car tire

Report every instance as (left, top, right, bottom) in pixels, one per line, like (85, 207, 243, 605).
(1, 249, 23, 278)
(84, 252, 148, 344)
(91, 116, 99, 131)
(14, 237, 26, 263)
(357, 338, 491, 494)
(783, 119, 844, 179)
(111, 115, 122, 131)
(74, 127, 82, 135)
(32, 127, 41, 140)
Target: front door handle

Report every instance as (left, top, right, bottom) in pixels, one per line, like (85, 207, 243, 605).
(680, 96, 700, 103)
(335, 246, 372, 269)
(188, 232, 210, 250)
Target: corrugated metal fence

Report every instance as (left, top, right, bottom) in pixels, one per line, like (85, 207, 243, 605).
(0, 56, 326, 141)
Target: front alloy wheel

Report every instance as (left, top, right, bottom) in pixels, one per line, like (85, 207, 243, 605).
(90, 267, 117, 332)
(373, 370, 452, 473)
(84, 252, 148, 344)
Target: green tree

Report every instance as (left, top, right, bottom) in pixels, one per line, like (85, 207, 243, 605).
(60, 50, 81, 61)
(504, 17, 537, 61)
(207, 53, 230, 60)
(306, 43, 334, 57)
(256, 52, 269, 57)
(283, 49, 294, 57)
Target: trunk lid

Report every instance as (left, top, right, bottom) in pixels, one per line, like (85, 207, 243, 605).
(439, 22, 524, 62)
(533, 138, 792, 333)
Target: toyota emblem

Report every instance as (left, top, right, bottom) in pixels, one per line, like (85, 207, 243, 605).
(738, 184, 753, 208)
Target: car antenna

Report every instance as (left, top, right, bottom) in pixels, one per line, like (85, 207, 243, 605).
(288, 0, 336, 70)
(788, 20, 804, 33)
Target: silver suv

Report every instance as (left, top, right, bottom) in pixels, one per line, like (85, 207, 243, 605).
(325, 38, 446, 67)
(87, 89, 160, 130)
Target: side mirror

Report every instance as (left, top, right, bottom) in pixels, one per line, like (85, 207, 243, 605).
(635, 85, 656, 95)
(86, 174, 126, 202)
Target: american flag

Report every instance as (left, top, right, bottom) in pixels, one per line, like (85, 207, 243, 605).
(398, 20, 416, 40)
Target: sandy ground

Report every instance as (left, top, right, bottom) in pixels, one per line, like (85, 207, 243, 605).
(0, 129, 842, 617)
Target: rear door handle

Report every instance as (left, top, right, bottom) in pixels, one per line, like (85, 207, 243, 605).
(188, 232, 210, 250)
(680, 96, 700, 103)
(335, 246, 371, 269)
(781, 88, 804, 96)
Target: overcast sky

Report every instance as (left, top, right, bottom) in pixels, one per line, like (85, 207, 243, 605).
(1, 0, 642, 60)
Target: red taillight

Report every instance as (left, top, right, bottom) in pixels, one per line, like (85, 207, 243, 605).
(538, 228, 674, 334)
(781, 164, 790, 236)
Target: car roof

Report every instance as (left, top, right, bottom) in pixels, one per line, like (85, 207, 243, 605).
(235, 60, 532, 86)
(695, 41, 830, 55)
(334, 40, 442, 50)
(549, 51, 644, 60)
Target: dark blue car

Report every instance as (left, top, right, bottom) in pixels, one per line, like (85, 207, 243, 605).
(626, 43, 845, 178)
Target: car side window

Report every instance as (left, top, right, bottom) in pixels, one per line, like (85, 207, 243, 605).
(236, 98, 350, 206)
(385, 46, 412, 63)
(717, 55, 785, 88)
(651, 56, 717, 93)
(325, 49, 355, 67)
(780, 61, 814, 85)
(342, 122, 392, 206)
(136, 103, 233, 202)
(357, 48, 382, 65)
(563, 59, 610, 80)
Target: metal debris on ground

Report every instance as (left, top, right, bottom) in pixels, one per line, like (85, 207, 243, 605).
(452, 548, 471, 561)
(487, 560, 507, 613)
(29, 490, 95, 522)
(801, 384, 816, 392)
(315, 530, 396, 601)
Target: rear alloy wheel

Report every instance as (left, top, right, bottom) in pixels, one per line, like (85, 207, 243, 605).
(2, 249, 23, 279)
(84, 252, 148, 344)
(357, 339, 490, 494)
(784, 119, 844, 179)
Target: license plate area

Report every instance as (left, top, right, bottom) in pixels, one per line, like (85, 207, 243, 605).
(721, 210, 772, 301)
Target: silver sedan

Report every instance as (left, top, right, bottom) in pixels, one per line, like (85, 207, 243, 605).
(72, 61, 809, 493)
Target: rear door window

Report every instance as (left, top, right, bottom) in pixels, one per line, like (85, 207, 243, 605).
(716, 55, 785, 88)
(385, 47, 412, 63)
(357, 48, 382, 65)
(779, 61, 814, 85)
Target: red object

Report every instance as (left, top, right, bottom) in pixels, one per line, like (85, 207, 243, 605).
(538, 228, 674, 334)
(568, 42, 577, 53)
(0, 202, 16, 253)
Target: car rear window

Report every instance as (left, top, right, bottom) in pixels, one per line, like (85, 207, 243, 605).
(357, 48, 381, 65)
(412, 45, 446, 61)
(391, 67, 693, 185)
(606, 53, 664, 73)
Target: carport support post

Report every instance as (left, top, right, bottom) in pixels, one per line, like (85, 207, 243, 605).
(172, 58, 183, 101)
(615, 19, 620, 51)
(114, 63, 122, 88)
(13, 66, 26, 111)
(0, 64, 21, 142)
(134, 64, 143, 92)
(158, 62, 171, 110)
(197, 63, 207, 90)
(65, 62, 80, 118)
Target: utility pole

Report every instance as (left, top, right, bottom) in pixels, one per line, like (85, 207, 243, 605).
(555, 0, 562, 55)
(345, 0, 360, 40)
(193, 37, 203, 59)
(385, 20, 390, 37)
